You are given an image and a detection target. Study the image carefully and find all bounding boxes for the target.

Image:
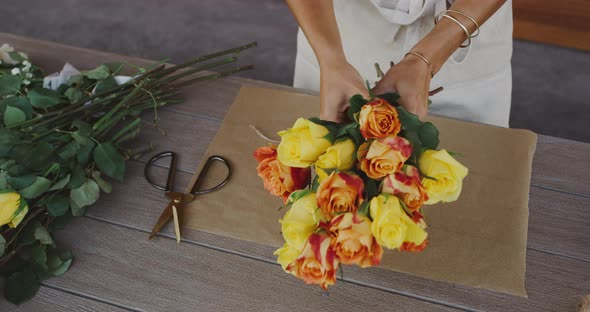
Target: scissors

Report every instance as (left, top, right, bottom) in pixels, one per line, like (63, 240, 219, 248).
(144, 151, 231, 243)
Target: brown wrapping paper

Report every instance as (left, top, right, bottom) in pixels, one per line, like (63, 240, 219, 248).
(184, 86, 536, 296)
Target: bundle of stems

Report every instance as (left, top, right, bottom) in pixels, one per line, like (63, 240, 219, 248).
(11, 41, 256, 145)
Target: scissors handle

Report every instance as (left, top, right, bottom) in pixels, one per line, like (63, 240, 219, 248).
(145, 151, 177, 191)
(190, 155, 231, 195)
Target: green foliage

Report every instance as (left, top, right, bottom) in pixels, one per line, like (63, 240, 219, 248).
(347, 94, 368, 121)
(0, 42, 255, 305)
(4, 269, 40, 305)
(0, 75, 21, 97)
(93, 142, 125, 182)
(396, 106, 440, 163)
(3, 106, 26, 126)
(26, 87, 64, 109)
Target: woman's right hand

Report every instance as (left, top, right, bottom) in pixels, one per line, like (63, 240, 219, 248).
(319, 61, 369, 123)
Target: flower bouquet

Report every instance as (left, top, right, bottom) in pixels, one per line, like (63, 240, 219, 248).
(254, 93, 468, 289)
(0, 42, 255, 304)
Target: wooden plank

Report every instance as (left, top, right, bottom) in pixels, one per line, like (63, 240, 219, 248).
(48, 217, 460, 312)
(84, 161, 590, 312)
(3, 32, 589, 195)
(0, 286, 129, 312)
(513, 0, 590, 51)
(532, 135, 590, 196)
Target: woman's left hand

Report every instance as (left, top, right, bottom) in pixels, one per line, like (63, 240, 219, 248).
(372, 55, 432, 119)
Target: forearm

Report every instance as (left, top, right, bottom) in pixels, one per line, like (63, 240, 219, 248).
(411, 0, 507, 74)
(285, 0, 346, 67)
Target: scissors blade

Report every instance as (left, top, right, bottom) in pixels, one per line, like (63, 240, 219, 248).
(172, 204, 181, 244)
(148, 200, 174, 240)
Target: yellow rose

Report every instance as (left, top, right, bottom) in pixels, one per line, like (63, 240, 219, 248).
(315, 139, 356, 172)
(277, 118, 332, 168)
(280, 191, 321, 250)
(0, 191, 28, 228)
(369, 194, 427, 250)
(274, 243, 301, 272)
(419, 149, 468, 205)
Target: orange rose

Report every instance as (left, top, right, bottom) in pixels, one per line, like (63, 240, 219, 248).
(327, 213, 382, 268)
(381, 165, 428, 212)
(316, 171, 364, 220)
(358, 98, 401, 139)
(286, 233, 339, 289)
(358, 136, 412, 180)
(400, 240, 428, 252)
(254, 146, 311, 203)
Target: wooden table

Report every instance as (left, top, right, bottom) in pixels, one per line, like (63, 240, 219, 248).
(1, 33, 589, 312)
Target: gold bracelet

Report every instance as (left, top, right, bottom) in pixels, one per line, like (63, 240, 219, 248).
(405, 51, 434, 77)
(445, 9, 480, 38)
(435, 14, 471, 48)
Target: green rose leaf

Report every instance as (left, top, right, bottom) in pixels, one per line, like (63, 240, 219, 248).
(30, 244, 48, 270)
(95, 76, 118, 94)
(91, 171, 112, 194)
(93, 142, 125, 182)
(0, 75, 21, 97)
(418, 122, 439, 150)
(27, 87, 64, 109)
(4, 269, 40, 305)
(347, 94, 369, 121)
(69, 198, 86, 217)
(46, 195, 70, 217)
(46, 249, 73, 277)
(34, 225, 55, 247)
(68, 164, 87, 189)
(7, 51, 27, 63)
(48, 174, 71, 191)
(20, 177, 52, 199)
(82, 64, 110, 80)
(3, 106, 26, 127)
(7, 174, 36, 189)
(64, 87, 84, 102)
(57, 140, 80, 161)
(70, 179, 100, 210)
(20, 142, 54, 171)
(1, 96, 32, 119)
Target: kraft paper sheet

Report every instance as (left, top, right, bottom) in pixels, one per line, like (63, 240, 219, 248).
(184, 86, 536, 296)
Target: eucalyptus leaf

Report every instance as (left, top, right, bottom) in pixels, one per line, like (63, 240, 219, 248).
(93, 142, 125, 182)
(70, 179, 100, 209)
(76, 140, 96, 166)
(4, 269, 40, 305)
(27, 87, 64, 109)
(8, 51, 27, 63)
(4, 106, 26, 127)
(0, 75, 21, 97)
(19, 177, 52, 199)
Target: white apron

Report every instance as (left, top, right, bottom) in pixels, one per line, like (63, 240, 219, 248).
(293, 0, 513, 127)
